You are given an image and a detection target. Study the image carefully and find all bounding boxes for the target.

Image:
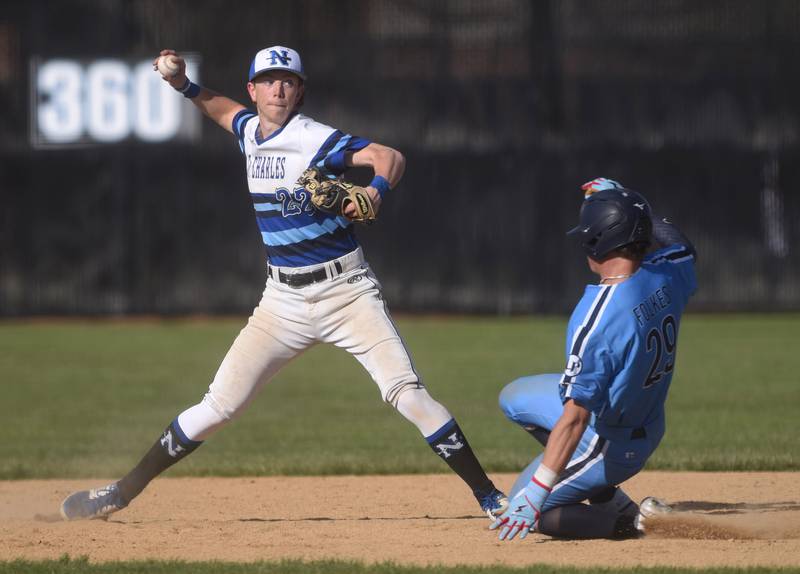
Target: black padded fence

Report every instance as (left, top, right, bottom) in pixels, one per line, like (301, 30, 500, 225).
(0, 0, 798, 315)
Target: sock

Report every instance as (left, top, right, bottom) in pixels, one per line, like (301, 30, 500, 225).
(539, 503, 623, 539)
(426, 419, 495, 498)
(117, 418, 202, 503)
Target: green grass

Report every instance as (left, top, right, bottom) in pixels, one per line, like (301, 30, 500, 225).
(0, 314, 798, 479)
(2, 556, 798, 574)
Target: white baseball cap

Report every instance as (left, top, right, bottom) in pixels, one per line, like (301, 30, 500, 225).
(248, 46, 306, 81)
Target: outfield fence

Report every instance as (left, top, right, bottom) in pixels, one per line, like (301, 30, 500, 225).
(1, 0, 798, 314)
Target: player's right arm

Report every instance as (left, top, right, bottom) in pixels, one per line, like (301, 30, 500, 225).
(651, 216, 697, 260)
(154, 50, 245, 134)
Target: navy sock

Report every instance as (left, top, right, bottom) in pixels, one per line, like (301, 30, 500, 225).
(539, 503, 633, 539)
(117, 419, 202, 503)
(426, 419, 495, 498)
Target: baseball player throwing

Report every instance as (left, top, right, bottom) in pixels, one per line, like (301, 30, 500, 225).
(490, 178, 697, 540)
(60, 46, 507, 520)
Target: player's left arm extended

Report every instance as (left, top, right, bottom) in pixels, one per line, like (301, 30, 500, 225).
(491, 399, 590, 541)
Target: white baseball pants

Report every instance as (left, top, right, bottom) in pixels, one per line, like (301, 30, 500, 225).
(177, 247, 452, 441)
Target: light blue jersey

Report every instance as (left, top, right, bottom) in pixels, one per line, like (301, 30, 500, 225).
(499, 243, 697, 506)
(560, 244, 697, 438)
(232, 110, 370, 267)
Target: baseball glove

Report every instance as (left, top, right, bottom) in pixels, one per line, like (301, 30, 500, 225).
(297, 168, 377, 223)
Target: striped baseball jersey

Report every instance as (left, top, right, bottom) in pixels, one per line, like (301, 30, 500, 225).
(559, 244, 697, 435)
(232, 110, 370, 267)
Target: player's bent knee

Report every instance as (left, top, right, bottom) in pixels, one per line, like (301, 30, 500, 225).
(384, 380, 423, 408)
(391, 385, 452, 437)
(499, 374, 559, 422)
(498, 377, 533, 422)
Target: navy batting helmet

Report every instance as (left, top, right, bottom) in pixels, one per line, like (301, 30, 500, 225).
(567, 187, 653, 259)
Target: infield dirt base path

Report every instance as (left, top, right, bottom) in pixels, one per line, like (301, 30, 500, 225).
(2, 472, 799, 568)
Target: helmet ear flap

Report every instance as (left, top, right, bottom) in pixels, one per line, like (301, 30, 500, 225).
(630, 211, 653, 246)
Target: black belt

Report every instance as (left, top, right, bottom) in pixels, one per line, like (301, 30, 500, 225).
(631, 427, 647, 439)
(269, 260, 343, 288)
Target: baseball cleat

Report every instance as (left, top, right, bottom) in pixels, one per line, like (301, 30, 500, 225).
(634, 496, 672, 534)
(478, 488, 509, 520)
(60, 482, 128, 521)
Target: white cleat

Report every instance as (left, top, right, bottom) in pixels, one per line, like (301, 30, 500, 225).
(634, 496, 673, 534)
(60, 482, 128, 521)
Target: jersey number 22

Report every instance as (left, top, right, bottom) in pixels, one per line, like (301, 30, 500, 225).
(275, 187, 313, 217)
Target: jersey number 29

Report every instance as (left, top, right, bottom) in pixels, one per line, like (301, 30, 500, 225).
(643, 314, 677, 389)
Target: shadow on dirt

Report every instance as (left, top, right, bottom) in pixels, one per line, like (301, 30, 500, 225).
(672, 501, 800, 515)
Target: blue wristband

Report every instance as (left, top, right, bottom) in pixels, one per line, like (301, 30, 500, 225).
(370, 175, 391, 199)
(177, 78, 201, 99)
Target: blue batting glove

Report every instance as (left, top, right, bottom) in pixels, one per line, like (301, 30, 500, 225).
(489, 479, 551, 541)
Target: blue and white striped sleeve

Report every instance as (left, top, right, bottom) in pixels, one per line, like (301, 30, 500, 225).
(560, 338, 613, 412)
(308, 130, 371, 176)
(559, 286, 617, 410)
(231, 109, 257, 154)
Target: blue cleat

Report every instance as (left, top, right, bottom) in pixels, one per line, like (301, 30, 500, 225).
(478, 488, 509, 520)
(60, 482, 128, 521)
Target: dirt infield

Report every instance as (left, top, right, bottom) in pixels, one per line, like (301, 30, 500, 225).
(1, 472, 799, 568)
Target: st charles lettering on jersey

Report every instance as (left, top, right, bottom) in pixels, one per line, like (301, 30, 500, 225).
(632, 285, 672, 327)
(248, 155, 286, 180)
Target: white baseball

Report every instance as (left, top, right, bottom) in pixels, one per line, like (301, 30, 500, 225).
(157, 55, 180, 78)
